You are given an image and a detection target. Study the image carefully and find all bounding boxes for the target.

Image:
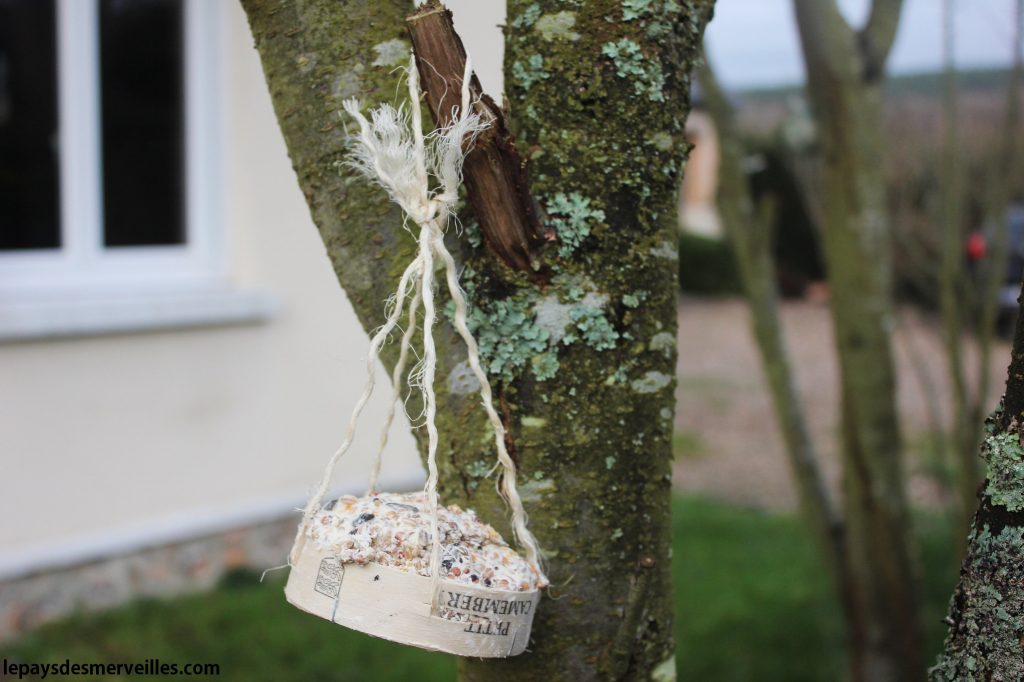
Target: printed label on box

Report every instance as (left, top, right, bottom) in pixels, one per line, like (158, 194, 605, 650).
(314, 558, 343, 598)
(436, 588, 534, 637)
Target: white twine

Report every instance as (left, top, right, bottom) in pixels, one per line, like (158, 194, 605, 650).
(290, 254, 422, 564)
(291, 53, 544, 594)
(368, 277, 422, 495)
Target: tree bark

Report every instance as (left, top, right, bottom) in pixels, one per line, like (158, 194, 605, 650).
(931, 283, 1024, 680)
(792, 2, 924, 681)
(240, 1, 712, 680)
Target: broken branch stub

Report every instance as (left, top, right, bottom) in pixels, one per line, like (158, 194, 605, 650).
(406, 0, 549, 277)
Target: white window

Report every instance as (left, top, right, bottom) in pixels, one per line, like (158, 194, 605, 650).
(0, 0, 274, 340)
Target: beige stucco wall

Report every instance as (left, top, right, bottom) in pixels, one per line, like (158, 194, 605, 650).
(678, 110, 723, 239)
(0, 0, 505, 578)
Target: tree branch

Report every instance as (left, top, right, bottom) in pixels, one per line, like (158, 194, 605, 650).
(858, 0, 904, 81)
(698, 50, 857, 640)
(792, 0, 855, 75)
(239, 0, 416, 339)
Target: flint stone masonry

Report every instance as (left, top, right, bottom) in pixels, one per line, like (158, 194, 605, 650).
(0, 516, 296, 642)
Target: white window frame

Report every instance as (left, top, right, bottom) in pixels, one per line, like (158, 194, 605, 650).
(0, 0, 275, 340)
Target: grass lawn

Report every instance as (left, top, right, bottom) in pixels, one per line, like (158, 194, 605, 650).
(1, 497, 958, 681)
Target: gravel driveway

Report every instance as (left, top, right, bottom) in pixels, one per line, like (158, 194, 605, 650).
(673, 297, 1011, 511)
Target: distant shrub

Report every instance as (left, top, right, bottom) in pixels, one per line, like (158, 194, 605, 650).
(677, 232, 742, 295)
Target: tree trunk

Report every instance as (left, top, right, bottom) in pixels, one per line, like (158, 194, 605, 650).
(240, 1, 712, 680)
(792, 2, 924, 680)
(696, 53, 856, 632)
(938, 0, 981, 538)
(931, 283, 1024, 681)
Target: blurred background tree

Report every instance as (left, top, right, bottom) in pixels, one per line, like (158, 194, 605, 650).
(687, 1, 1024, 680)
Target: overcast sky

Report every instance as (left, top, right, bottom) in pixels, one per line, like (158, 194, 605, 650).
(705, 0, 1021, 89)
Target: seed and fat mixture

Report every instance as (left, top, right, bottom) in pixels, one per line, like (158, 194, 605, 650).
(307, 491, 547, 592)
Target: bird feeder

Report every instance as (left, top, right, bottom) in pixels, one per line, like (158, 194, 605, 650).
(282, 56, 545, 657)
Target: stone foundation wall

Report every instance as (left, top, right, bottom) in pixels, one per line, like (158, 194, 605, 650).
(0, 515, 297, 642)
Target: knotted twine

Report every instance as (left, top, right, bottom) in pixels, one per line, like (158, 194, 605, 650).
(289, 54, 544, 604)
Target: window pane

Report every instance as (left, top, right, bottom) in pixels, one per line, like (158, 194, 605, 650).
(99, 0, 184, 248)
(0, 0, 60, 251)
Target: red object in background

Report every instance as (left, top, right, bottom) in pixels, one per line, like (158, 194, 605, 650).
(966, 231, 987, 261)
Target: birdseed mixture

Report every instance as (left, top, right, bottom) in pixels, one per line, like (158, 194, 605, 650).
(306, 491, 547, 592)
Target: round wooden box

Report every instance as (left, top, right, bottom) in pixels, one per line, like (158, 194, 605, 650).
(285, 536, 540, 657)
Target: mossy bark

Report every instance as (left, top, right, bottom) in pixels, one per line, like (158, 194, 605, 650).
(931, 285, 1024, 680)
(240, 1, 712, 680)
(792, 2, 924, 681)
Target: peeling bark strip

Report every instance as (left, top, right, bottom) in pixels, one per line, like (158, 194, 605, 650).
(407, 1, 547, 276)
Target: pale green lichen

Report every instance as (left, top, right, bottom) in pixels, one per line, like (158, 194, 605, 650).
(623, 0, 658, 20)
(566, 305, 619, 350)
(371, 39, 407, 67)
(622, 0, 681, 38)
(605, 455, 617, 469)
(981, 430, 1024, 511)
(522, 416, 547, 428)
(625, 290, 649, 308)
(511, 2, 542, 29)
(464, 297, 550, 382)
(623, 0, 683, 21)
(535, 11, 581, 41)
(448, 268, 562, 383)
(649, 131, 674, 151)
(931, 525, 1024, 681)
(511, 54, 550, 90)
(546, 192, 607, 257)
(607, 365, 630, 385)
(649, 331, 675, 356)
(601, 38, 666, 102)
(531, 347, 561, 381)
(631, 371, 672, 393)
(457, 276, 620, 383)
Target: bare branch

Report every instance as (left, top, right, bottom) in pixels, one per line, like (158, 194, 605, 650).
(858, 0, 905, 81)
(792, 0, 855, 74)
(698, 50, 853, 631)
